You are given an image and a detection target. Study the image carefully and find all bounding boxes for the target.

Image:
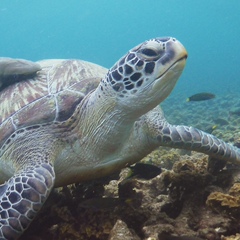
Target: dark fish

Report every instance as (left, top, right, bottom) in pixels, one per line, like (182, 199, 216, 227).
(128, 162, 161, 180)
(0, 58, 41, 90)
(186, 92, 215, 102)
(233, 142, 240, 148)
(229, 110, 240, 117)
(119, 163, 161, 189)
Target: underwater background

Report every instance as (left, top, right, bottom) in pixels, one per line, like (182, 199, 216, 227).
(1, 0, 240, 96)
(1, 1, 240, 239)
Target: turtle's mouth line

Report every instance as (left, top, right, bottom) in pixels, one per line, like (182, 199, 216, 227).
(156, 56, 187, 80)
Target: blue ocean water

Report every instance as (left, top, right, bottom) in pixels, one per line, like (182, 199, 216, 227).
(1, 0, 240, 97)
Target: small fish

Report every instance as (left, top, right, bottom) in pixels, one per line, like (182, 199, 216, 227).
(205, 125, 217, 134)
(229, 110, 240, 117)
(119, 162, 161, 189)
(233, 142, 240, 148)
(0, 58, 41, 90)
(128, 162, 162, 180)
(186, 92, 215, 102)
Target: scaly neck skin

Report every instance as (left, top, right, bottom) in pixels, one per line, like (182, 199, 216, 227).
(75, 85, 136, 162)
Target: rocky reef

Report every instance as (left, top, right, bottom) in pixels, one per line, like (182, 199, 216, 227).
(20, 150, 240, 240)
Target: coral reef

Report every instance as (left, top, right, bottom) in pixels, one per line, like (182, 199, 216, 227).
(206, 183, 240, 219)
(20, 151, 240, 240)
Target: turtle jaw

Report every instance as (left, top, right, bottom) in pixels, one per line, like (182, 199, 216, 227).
(133, 39, 187, 110)
(151, 56, 187, 102)
(152, 39, 188, 92)
(155, 55, 187, 82)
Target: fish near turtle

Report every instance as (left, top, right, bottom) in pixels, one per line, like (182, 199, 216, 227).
(186, 92, 215, 102)
(0, 58, 41, 90)
(0, 37, 240, 239)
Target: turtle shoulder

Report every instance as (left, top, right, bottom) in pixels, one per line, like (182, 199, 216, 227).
(0, 59, 107, 146)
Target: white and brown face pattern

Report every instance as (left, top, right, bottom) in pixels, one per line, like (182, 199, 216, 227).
(102, 37, 176, 98)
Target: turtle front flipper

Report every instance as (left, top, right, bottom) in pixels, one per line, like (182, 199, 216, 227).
(144, 106, 240, 165)
(0, 162, 55, 239)
(157, 125, 240, 164)
(0, 58, 41, 90)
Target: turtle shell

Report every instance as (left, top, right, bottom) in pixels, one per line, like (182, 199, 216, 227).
(0, 59, 107, 146)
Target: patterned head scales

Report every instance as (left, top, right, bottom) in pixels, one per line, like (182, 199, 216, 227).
(100, 37, 187, 99)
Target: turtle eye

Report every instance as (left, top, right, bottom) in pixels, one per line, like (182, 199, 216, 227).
(139, 48, 161, 60)
(141, 48, 159, 57)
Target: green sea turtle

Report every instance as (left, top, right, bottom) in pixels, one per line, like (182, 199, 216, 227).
(0, 37, 240, 239)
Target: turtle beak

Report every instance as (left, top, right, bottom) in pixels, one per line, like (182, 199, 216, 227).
(157, 39, 188, 79)
(150, 39, 187, 102)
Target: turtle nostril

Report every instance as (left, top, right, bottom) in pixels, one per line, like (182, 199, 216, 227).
(158, 37, 170, 42)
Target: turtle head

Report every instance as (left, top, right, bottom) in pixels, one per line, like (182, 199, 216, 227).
(99, 37, 187, 115)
